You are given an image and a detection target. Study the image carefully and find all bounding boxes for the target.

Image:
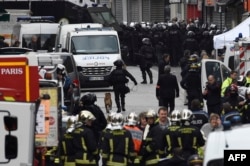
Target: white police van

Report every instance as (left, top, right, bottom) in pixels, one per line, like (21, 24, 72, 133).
(56, 24, 121, 89)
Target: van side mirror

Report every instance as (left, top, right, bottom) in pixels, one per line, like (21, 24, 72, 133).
(4, 116, 17, 131)
(57, 44, 62, 49)
(5, 135, 18, 159)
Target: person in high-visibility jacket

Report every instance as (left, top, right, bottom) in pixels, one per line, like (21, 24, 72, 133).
(124, 112, 143, 165)
(100, 113, 136, 166)
(72, 110, 99, 166)
(221, 70, 237, 97)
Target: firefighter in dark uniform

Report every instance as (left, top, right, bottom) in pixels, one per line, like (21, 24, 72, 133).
(74, 93, 107, 144)
(100, 113, 136, 166)
(139, 38, 155, 84)
(140, 109, 165, 166)
(61, 116, 77, 166)
(109, 59, 137, 112)
(72, 110, 99, 166)
(190, 99, 209, 130)
(174, 109, 205, 160)
(181, 62, 202, 109)
(162, 109, 182, 158)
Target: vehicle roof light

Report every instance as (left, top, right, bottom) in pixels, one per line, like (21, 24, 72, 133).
(17, 16, 55, 22)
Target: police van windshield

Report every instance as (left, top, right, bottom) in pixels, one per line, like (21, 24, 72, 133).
(207, 159, 224, 166)
(22, 34, 56, 52)
(71, 35, 119, 54)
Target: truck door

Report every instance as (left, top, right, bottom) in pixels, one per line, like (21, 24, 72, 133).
(201, 59, 231, 91)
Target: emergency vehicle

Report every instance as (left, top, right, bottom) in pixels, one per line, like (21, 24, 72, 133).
(203, 124, 250, 166)
(56, 25, 122, 89)
(0, 54, 40, 165)
(11, 16, 59, 52)
(223, 38, 250, 76)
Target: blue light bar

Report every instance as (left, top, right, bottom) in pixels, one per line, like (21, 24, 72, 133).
(17, 16, 55, 22)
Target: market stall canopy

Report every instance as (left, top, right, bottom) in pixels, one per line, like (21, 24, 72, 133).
(213, 17, 250, 49)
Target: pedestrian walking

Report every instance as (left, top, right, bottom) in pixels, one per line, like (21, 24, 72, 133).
(156, 65, 179, 112)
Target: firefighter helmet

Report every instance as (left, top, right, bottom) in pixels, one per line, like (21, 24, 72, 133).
(111, 113, 124, 128)
(181, 109, 193, 121)
(79, 110, 96, 123)
(145, 109, 157, 118)
(126, 112, 138, 126)
(57, 64, 66, 75)
(170, 110, 181, 122)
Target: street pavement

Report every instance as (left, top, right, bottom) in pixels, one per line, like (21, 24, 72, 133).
(84, 65, 187, 117)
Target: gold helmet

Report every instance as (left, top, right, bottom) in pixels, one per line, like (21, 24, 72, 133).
(79, 110, 96, 123)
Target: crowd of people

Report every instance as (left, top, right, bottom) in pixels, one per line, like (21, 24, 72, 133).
(57, 19, 250, 166)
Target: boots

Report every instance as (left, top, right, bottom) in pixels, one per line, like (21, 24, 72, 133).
(117, 107, 121, 113)
(121, 99, 126, 111)
(141, 71, 147, 84)
(148, 70, 153, 84)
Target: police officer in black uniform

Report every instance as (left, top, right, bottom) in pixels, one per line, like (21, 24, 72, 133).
(181, 62, 202, 109)
(74, 93, 107, 143)
(139, 38, 155, 84)
(109, 59, 137, 112)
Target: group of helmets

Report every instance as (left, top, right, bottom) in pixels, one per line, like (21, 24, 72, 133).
(170, 109, 193, 122)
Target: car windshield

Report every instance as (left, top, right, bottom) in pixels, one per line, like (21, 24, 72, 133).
(90, 11, 116, 25)
(71, 35, 119, 54)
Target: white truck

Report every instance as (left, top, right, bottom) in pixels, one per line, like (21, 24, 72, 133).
(0, 54, 40, 165)
(56, 24, 122, 89)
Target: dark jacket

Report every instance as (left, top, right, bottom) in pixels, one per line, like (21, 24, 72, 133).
(203, 82, 221, 106)
(156, 73, 179, 99)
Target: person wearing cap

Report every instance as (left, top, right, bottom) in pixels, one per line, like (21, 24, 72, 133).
(0, 35, 9, 48)
(221, 70, 237, 98)
(156, 65, 179, 112)
(108, 59, 137, 112)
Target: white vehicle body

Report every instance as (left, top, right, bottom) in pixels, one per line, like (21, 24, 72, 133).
(57, 25, 121, 88)
(0, 101, 37, 166)
(12, 21, 59, 52)
(203, 124, 250, 166)
(55, 23, 103, 52)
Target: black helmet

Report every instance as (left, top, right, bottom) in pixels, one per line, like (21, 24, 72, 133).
(188, 154, 203, 166)
(142, 38, 151, 45)
(187, 31, 195, 37)
(202, 31, 209, 37)
(80, 93, 97, 105)
(114, 59, 124, 67)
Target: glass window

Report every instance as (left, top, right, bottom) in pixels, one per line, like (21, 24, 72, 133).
(221, 64, 230, 81)
(205, 61, 222, 84)
(22, 34, 56, 52)
(71, 35, 119, 54)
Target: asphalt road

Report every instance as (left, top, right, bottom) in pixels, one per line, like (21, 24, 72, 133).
(82, 65, 187, 117)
